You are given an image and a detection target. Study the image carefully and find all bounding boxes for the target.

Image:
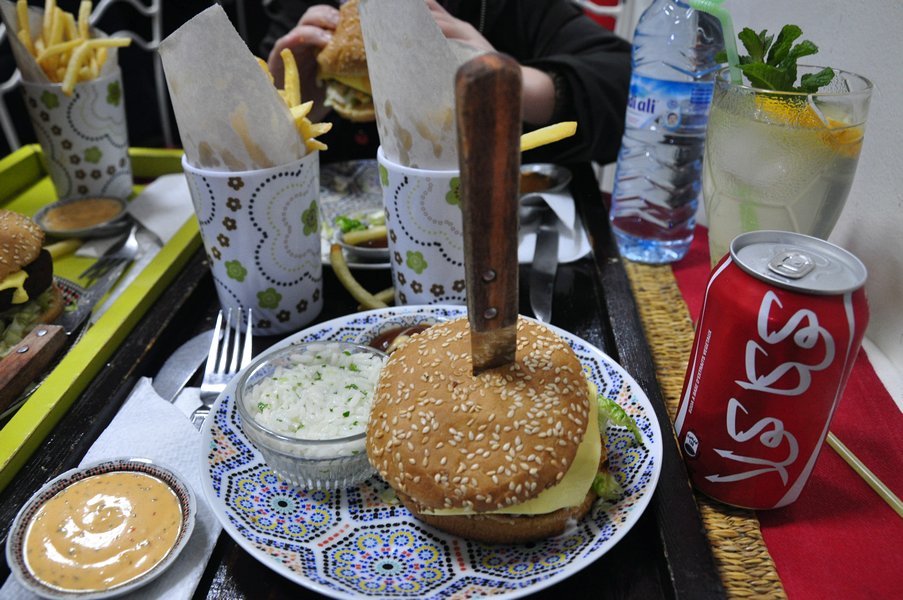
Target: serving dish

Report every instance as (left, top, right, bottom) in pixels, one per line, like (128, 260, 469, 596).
(235, 341, 387, 490)
(202, 305, 663, 599)
(319, 160, 390, 270)
(520, 163, 573, 195)
(5, 457, 196, 599)
(33, 197, 131, 239)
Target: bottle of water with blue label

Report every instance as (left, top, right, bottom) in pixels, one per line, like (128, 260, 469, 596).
(608, 0, 723, 264)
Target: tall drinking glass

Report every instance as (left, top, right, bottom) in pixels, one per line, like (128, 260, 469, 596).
(702, 66, 872, 266)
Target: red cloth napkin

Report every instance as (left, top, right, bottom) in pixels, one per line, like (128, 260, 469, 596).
(672, 228, 903, 599)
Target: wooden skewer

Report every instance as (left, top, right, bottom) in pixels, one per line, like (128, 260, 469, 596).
(826, 431, 903, 519)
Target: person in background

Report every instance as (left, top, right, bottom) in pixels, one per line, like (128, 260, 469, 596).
(262, 0, 631, 165)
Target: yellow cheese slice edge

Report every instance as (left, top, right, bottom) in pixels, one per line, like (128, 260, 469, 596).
(332, 74, 372, 95)
(0, 271, 29, 304)
(422, 390, 601, 516)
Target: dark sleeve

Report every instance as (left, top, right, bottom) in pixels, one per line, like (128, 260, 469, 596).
(483, 0, 632, 165)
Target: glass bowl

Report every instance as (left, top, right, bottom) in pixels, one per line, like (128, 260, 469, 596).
(235, 341, 387, 490)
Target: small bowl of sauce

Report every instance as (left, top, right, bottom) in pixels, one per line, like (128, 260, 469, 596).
(5, 458, 196, 598)
(35, 197, 130, 238)
(519, 164, 572, 195)
(357, 313, 446, 354)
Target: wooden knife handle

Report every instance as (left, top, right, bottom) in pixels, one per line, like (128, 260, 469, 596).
(0, 325, 67, 413)
(455, 53, 522, 370)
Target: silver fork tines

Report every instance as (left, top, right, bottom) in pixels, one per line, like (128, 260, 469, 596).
(79, 224, 140, 284)
(192, 307, 253, 429)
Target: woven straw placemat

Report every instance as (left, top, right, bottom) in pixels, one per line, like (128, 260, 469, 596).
(623, 260, 787, 599)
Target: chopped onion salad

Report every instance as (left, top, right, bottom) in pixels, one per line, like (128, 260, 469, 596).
(245, 344, 386, 440)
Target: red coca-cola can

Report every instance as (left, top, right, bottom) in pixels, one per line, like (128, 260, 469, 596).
(675, 231, 868, 509)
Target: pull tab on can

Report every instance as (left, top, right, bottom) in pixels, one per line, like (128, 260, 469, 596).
(768, 250, 815, 279)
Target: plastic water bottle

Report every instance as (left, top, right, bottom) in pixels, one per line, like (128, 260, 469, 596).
(609, 0, 723, 264)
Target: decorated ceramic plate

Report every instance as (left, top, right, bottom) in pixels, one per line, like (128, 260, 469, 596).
(201, 306, 663, 599)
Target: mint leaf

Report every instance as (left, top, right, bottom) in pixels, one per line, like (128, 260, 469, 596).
(766, 24, 802, 66)
(799, 67, 836, 93)
(738, 63, 796, 91)
(738, 28, 767, 63)
(728, 24, 834, 92)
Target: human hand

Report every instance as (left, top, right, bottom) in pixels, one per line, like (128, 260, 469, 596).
(424, 0, 495, 52)
(267, 4, 339, 122)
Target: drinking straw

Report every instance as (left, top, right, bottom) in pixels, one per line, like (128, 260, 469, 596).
(827, 432, 903, 520)
(689, 0, 741, 83)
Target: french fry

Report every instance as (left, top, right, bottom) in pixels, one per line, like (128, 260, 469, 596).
(77, 0, 91, 39)
(15, 0, 130, 94)
(330, 244, 389, 310)
(342, 225, 387, 247)
(280, 48, 301, 106)
(358, 287, 395, 311)
(257, 53, 331, 153)
(17, 0, 35, 54)
(520, 121, 578, 152)
(61, 41, 92, 94)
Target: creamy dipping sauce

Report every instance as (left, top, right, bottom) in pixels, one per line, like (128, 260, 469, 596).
(23, 471, 182, 592)
(42, 198, 123, 231)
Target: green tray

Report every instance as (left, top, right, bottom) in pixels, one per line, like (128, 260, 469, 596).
(0, 145, 201, 491)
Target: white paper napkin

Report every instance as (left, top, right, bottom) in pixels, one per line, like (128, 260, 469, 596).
(1, 378, 222, 600)
(518, 192, 592, 264)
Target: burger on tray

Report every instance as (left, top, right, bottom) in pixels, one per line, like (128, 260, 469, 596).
(316, 0, 374, 122)
(367, 316, 641, 544)
(0, 210, 63, 356)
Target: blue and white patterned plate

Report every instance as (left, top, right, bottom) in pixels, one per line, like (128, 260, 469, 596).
(201, 306, 663, 599)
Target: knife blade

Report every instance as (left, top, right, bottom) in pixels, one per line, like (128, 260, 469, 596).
(152, 329, 215, 403)
(455, 53, 522, 374)
(0, 261, 129, 412)
(529, 207, 560, 323)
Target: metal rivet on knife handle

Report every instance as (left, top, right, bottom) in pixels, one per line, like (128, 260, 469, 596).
(455, 53, 522, 374)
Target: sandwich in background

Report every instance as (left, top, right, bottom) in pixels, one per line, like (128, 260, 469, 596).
(316, 0, 374, 123)
(0, 210, 64, 357)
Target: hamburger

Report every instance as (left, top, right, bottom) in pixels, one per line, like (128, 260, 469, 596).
(0, 210, 64, 357)
(367, 316, 631, 544)
(315, 0, 375, 122)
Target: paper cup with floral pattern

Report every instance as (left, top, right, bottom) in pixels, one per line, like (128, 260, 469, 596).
(182, 153, 323, 335)
(377, 147, 465, 306)
(21, 67, 133, 200)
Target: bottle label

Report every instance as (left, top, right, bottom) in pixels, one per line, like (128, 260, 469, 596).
(625, 74, 714, 132)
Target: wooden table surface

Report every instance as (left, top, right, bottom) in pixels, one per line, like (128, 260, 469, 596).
(0, 163, 726, 599)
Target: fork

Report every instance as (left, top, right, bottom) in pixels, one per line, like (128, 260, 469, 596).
(191, 308, 254, 429)
(79, 224, 140, 283)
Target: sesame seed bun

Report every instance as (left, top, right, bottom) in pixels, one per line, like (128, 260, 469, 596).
(0, 209, 44, 282)
(367, 316, 599, 543)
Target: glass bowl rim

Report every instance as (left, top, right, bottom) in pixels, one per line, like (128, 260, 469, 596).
(235, 340, 387, 448)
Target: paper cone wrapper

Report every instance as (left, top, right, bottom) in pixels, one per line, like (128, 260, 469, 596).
(159, 4, 305, 172)
(359, 0, 480, 170)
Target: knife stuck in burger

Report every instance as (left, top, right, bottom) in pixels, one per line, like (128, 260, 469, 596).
(315, 0, 375, 122)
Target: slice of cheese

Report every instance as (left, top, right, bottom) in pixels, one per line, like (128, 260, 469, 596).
(332, 74, 372, 95)
(423, 390, 601, 516)
(0, 271, 29, 304)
